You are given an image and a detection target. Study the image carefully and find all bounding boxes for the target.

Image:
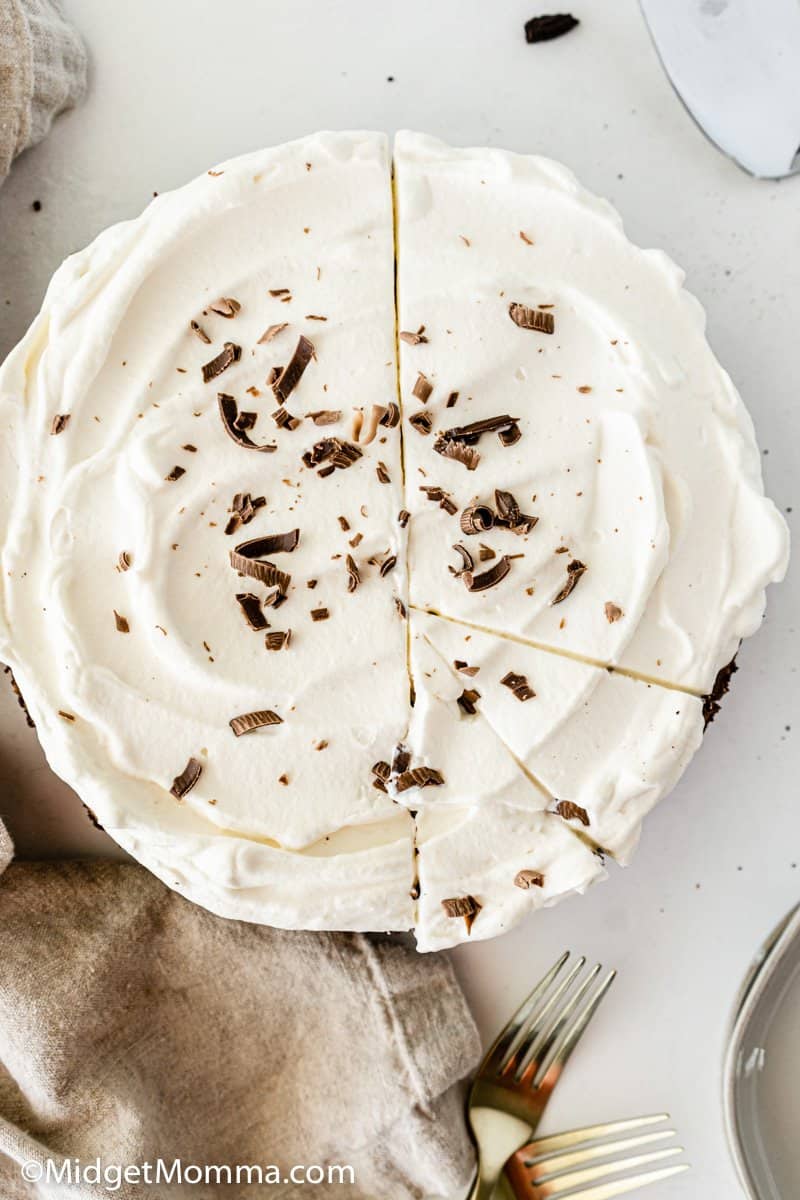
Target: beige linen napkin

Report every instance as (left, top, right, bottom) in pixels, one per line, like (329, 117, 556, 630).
(0, 0, 86, 184)
(0, 824, 479, 1199)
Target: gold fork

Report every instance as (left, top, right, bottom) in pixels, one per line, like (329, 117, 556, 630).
(467, 951, 616, 1199)
(503, 1114, 689, 1198)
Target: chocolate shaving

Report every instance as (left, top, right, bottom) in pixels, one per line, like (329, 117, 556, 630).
(478, 543, 496, 561)
(218, 393, 277, 452)
(433, 439, 480, 471)
(269, 288, 290, 297)
(441, 895, 481, 934)
(392, 745, 411, 775)
(234, 411, 257, 431)
(346, 554, 360, 593)
(310, 607, 329, 621)
(379, 554, 397, 577)
(209, 297, 241, 318)
(409, 410, 433, 435)
(271, 406, 302, 431)
(395, 766, 445, 792)
(307, 409, 342, 426)
(190, 319, 211, 344)
(463, 554, 512, 592)
(555, 800, 590, 826)
(305, 314, 327, 322)
(460, 503, 494, 535)
(376, 461, 391, 485)
(399, 326, 428, 345)
(412, 372, 433, 403)
(509, 302, 555, 334)
(265, 630, 291, 651)
(225, 491, 266, 535)
(272, 334, 314, 402)
(702, 656, 738, 729)
(446, 391, 459, 408)
(551, 559, 587, 605)
(229, 709, 283, 736)
(170, 756, 203, 799)
(494, 488, 538, 534)
(449, 543, 474, 577)
(440, 414, 521, 446)
(302, 437, 362, 475)
(338, 515, 350, 531)
(229, 546, 291, 593)
(514, 869, 545, 889)
(202, 341, 241, 382)
(454, 660, 479, 677)
(499, 422, 522, 447)
(524, 13, 579, 42)
(258, 322, 288, 344)
(359, 404, 387, 446)
(118, 551, 132, 572)
(372, 761, 391, 781)
(113, 610, 130, 633)
(165, 465, 186, 481)
(457, 688, 481, 715)
(501, 670, 535, 701)
(235, 592, 268, 631)
(395, 597, 407, 619)
(604, 602, 623, 624)
(380, 403, 400, 428)
(50, 414, 70, 435)
(398, 509, 410, 528)
(234, 530, 299, 557)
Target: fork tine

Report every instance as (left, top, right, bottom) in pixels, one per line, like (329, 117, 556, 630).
(484, 951, 571, 1073)
(532, 1144, 682, 1192)
(500, 956, 587, 1075)
(527, 1129, 677, 1176)
(517, 963, 602, 1081)
(534, 1162, 689, 1199)
(519, 1115, 670, 1158)
(535, 967, 616, 1090)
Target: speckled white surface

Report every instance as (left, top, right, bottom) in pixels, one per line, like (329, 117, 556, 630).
(0, 2, 797, 1196)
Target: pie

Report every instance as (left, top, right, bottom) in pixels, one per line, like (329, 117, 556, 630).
(0, 132, 787, 949)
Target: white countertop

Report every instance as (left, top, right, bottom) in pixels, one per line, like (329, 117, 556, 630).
(1, 2, 798, 1196)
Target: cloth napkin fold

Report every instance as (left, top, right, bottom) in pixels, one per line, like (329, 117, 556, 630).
(0, 0, 86, 185)
(0, 822, 479, 1199)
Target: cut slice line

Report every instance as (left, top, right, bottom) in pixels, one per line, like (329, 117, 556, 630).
(410, 604, 705, 700)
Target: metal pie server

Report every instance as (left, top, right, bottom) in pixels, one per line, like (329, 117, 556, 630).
(640, 0, 800, 178)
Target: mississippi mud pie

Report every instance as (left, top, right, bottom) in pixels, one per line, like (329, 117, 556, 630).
(0, 132, 788, 949)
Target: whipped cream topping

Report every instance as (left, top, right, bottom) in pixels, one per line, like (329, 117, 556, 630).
(0, 131, 787, 949)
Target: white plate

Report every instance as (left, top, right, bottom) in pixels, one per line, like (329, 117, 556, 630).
(724, 904, 800, 1199)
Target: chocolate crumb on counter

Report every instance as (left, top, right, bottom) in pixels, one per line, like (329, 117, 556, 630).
(524, 13, 579, 43)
